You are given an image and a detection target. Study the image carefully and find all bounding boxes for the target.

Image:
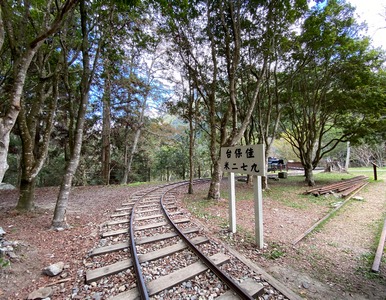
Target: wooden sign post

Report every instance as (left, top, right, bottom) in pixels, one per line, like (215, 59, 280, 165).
(220, 144, 266, 248)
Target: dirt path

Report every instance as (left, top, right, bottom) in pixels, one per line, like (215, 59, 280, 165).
(268, 172, 386, 299)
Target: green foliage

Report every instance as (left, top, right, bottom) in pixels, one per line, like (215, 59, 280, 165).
(0, 257, 10, 269)
(2, 0, 385, 198)
(279, 0, 386, 179)
(263, 242, 286, 260)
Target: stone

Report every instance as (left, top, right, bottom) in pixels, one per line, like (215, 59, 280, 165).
(353, 196, 364, 201)
(7, 252, 18, 260)
(118, 285, 126, 292)
(302, 281, 310, 289)
(27, 287, 53, 299)
(0, 227, 6, 236)
(43, 261, 65, 276)
(92, 293, 101, 300)
(0, 183, 16, 190)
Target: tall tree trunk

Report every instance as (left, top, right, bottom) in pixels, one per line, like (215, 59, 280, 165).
(101, 69, 111, 185)
(0, 47, 39, 183)
(122, 133, 129, 184)
(122, 126, 142, 184)
(206, 1, 219, 199)
(0, 0, 79, 183)
(52, 0, 97, 229)
(188, 110, 194, 194)
(188, 83, 197, 194)
(0, 6, 4, 51)
(15, 62, 59, 211)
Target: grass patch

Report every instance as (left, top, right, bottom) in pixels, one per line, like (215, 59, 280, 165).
(125, 181, 161, 187)
(355, 212, 386, 280)
(0, 257, 10, 269)
(356, 253, 384, 280)
(182, 190, 223, 221)
(263, 242, 286, 260)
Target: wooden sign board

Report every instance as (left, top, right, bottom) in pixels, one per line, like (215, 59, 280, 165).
(220, 144, 266, 176)
(220, 144, 265, 248)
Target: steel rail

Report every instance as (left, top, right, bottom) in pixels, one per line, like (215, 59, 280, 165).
(160, 185, 255, 300)
(129, 181, 192, 300)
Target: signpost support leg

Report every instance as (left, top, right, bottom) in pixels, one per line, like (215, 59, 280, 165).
(229, 172, 236, 233)
(253, 175, 264, 248)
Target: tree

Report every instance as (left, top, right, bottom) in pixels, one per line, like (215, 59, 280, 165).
(238, 0, 307, 188)
(280, 0, 386, 185)
(0, 0, 79, 184)
(52, 0, 100, 228)
(16, 66, 60, 211)
(161, 1, 263, 199)
(161, 0, 307, 198)
(121, 43, 164, 184)
(96, 1, 148, 185)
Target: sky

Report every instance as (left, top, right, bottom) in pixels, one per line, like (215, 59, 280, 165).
(348, 0, 386, 49)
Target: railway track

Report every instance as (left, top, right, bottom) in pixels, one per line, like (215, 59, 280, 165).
(84, 180, 299, 299)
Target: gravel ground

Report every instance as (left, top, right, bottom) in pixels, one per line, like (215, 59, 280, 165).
(0, 173, 385, 300)
(179, 173, 386, 300)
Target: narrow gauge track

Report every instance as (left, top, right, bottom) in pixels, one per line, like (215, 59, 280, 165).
(84, 180, 295, 300)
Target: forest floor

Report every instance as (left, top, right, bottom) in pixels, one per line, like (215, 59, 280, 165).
(0, 171, 385, 300)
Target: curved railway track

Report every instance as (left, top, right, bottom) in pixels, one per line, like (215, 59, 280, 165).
(84, 180, 300, 299)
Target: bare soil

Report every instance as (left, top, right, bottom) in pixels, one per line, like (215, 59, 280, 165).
(0, 174, 385, 300)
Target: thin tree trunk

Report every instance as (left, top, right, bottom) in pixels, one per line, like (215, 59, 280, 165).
(122, 133, 129, 184)
(123, 126, 142, 184)
(0, 6, 4, 51)
(52, 0, 97, 229)
(101, 69, 111, 185)
(188, 114, 194, 194)
(188, 84, 197, 194)
(345, 141, 350, 171)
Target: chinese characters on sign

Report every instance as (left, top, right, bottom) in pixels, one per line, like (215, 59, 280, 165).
(220, 144, 266, 176)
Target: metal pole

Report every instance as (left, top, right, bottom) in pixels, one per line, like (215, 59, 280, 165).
(254, 175, 264, 248)
(372, 162, 378, 181)
(229, 172, 236, 233)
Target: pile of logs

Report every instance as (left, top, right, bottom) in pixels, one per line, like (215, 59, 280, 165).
(305, 175, 368, 198)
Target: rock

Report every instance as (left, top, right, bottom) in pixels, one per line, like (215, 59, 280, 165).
(353, 196, 364, 201)
(0, 227, 6, 236)
(331, 201, 343, 208)
(27, 287, 53, 299)
(43, 261, 65, 276)
(0, 183, 16, 190)
(118, 285, 126, 292)
(302, 281, 310, 289)
(7, 251, 18, 261)
(92, 292, 101, 300)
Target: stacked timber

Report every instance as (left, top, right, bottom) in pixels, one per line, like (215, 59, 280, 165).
(305, 175, 368, 198)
